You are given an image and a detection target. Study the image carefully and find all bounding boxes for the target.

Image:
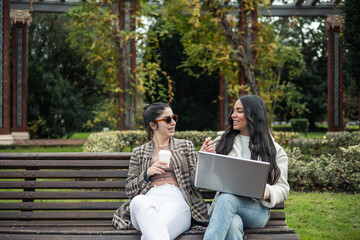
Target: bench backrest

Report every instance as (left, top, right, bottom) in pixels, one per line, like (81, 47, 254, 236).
(0, 153, 284, 222)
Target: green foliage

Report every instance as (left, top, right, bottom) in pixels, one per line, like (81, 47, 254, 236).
(272, 131, 299, 147)
(151, 0, 306, 117)
(67, 0, 141, 129)
(67, 1, 119, 90)
(27, 116, 48, 139)
(290, 118, 309, 133)
(28, 13, 103, 138)
(83, 99, 120, 131)
(343, 0, 360, 124)
(142, 29, 219, 130)
(271, 17, 328, 129)
(343, 0, 360, 92)
(287, 144, 360, 193)
(256, 20, 307, 119)
(290, 131, 360, 157)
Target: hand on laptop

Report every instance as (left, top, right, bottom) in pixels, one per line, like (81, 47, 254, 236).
(258, 187, 270, 201)
(200, 137, 216, 153)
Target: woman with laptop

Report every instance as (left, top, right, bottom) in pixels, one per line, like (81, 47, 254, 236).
(112, 102, 209, 240)
(201, 95, 290, 240)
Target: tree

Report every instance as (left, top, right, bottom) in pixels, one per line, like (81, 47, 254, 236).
(155, 0, 305, 120)
(270, 17, 328, 129)
(28, 13, 104, 138)
(343, 0, 360, 126)
(67, 0, 140, 130)
(66, 0, 307, 130)
(143, 28, 219, 130)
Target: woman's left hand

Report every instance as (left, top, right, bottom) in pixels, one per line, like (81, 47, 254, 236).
(259, 187, 269, 201)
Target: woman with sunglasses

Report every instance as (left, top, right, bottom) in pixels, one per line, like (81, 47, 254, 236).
(113, 102, 209, 240)
(201, 95, 290, 240)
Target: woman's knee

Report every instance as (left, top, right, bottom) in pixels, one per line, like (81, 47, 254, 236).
(130, 195, 147, 211)
(217, 193, 238, 205)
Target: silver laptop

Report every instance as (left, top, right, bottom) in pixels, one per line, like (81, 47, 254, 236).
(195, 151, 270, 199)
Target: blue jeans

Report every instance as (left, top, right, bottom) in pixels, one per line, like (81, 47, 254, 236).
(203, 193, 270, 240)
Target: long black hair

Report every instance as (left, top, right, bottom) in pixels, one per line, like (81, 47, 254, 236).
(215, 95, 280, 185)
(143, 102, 170, 140)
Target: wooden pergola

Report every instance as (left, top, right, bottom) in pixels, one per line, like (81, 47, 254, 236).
(0, 0, 346, 144)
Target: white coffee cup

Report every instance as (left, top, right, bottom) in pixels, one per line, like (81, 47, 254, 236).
(158, 150, 171, 167)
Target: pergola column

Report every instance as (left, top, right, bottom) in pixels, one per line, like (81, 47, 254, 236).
(119, 0, 136, 130)
(239, 4, 258, 94)
(10, 10, 31, 140)
(0, 0, 13, 145)
(326, 15, 344, 132)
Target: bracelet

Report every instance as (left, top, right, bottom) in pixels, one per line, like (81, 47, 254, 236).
(143, 168, 150, 182)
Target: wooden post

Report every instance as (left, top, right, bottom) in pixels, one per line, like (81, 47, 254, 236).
(118, 0, 137, 130)
(0, 0, 13, 145)
(326, 15, 344, 132)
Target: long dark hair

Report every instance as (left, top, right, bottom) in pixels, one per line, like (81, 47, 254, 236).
(143, 102, 170, 140)
(215, 95, 280, 185)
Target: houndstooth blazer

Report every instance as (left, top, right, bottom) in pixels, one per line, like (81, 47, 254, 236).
(112, 138, 209, 230)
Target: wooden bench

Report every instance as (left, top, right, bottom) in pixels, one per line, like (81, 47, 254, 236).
(0, 152, 299, 239)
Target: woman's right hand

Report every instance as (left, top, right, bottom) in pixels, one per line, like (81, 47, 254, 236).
(146, 161, 168, 177)
(200, 137, 216, 153)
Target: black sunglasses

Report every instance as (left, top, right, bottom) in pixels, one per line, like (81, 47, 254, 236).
(155, 115, 179, 124)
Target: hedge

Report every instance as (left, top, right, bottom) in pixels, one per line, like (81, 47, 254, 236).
(83, 130, 298, 152)
(287, 144, 360, 193)
(290, 131, 360, 157)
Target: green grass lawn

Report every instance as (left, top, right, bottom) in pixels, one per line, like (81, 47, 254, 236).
(285, 191, 359, 240)
(67, 132, 92, 139)
(0, 146, 84, 152)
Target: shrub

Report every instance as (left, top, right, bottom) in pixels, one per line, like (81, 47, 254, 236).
(290, 131, 360, 157)
(287, 144, 360, 193)
(272, 131, 299, 147)
(290, 118, 309, 133)
(174, 131, 218, 146)
(83, 130, 218, 152)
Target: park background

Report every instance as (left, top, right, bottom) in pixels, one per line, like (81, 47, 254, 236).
(1, 0, 360, 239)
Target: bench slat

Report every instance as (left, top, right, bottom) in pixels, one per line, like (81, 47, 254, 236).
(0, 211, 285, 221)
(0, 234, 141, 240)
(244, 233, 300, 239)
(0, 181, 125, 189)
(0, 170, 128, 178)
(0, 191, 127, 199)
(0, 212, 114, 220)
(0, 202, 124, 210)
(0, 219, 288, 229)
(0, 152, 132, 160)
(0, 160, 130, 168)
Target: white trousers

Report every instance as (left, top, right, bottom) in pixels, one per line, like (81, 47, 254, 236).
(130, 184, 191, 240)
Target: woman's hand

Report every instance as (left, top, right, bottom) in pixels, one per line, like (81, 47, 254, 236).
(146, 161, 168, 177)
(200, 137, 216, 153)
(259, 187, 270, 201)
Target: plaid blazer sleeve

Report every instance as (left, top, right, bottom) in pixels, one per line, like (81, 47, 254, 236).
(125, 145, 150, 199)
